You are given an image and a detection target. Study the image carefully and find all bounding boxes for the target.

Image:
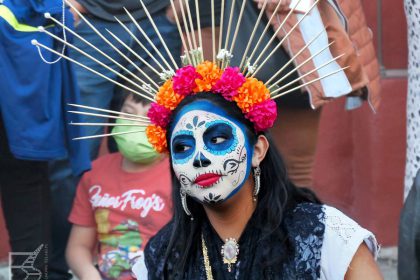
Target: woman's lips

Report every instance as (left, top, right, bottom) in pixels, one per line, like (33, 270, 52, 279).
(194, 173, 221, 188)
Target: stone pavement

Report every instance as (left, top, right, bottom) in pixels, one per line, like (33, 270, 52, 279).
(377, 247, 398, 280)
(0, 247, 398, 280)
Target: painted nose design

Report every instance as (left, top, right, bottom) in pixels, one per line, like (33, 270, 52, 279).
(193, 152, 211, 168)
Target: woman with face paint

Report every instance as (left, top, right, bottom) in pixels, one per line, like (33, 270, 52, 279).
(49, 1, 383, 278)
(133, 89, 382, 279)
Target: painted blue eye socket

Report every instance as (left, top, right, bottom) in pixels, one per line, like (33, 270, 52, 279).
(203, 122, 238, 155)
(172, 133, 195, 163)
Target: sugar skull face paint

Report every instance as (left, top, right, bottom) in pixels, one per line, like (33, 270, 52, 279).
(170, 100, 253, 204)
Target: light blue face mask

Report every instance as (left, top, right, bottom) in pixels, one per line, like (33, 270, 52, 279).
(112, 119, 160, 164)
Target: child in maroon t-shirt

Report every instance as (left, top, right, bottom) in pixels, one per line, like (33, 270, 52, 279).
(67, 93, 172, 280)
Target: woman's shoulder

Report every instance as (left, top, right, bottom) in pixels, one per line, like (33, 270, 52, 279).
(321, 205, 378, 254)
(284, 203, 379, 279)
(319, 205, 379, 280)
(287, 203, 379, 255)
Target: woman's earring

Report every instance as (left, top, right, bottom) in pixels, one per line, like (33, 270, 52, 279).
(180, 188, 193, 220)
(253, 166, 261, 202)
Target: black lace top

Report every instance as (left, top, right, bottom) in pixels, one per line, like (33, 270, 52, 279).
(145, 203, 325, 280)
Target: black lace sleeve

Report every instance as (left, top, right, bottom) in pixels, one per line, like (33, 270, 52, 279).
(144, 222, 174, 280)
(284, 202, 325, 279)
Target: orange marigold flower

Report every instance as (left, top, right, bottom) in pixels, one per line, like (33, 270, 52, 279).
(156, 80, 184, 110)
(233, 77, 270, 113)
(194, 61, 223, 93)
(146, 124, 168, 153)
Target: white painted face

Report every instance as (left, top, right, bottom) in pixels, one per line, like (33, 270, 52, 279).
(170, 101, 253, 204)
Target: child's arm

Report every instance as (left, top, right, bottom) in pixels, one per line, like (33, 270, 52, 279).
(66, 225, 101, 280)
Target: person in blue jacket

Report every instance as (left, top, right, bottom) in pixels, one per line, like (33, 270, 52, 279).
(0, 0, 90, 279)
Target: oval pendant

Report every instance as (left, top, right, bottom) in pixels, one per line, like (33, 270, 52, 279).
(221, 238, 239, 272)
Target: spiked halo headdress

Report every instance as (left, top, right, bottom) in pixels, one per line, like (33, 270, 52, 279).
(32, 0, 347, 153)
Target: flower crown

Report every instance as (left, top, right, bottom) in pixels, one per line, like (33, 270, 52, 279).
(44, 0, 346, 149)
(146, 61, 277, 153)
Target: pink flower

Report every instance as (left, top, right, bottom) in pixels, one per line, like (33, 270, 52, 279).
(245, 99, 278, 132)
(172, 66, 201, 96)
(212, 67, 245, 100)
(147, 103, 172, 128)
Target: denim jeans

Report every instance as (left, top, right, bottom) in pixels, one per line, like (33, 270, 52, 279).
(48, 8, 181, 279)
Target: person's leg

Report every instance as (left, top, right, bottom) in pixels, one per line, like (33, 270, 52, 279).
(47, 160, 79, 280)
(270, 107, 321, 187)
(0, 117, 50, 280)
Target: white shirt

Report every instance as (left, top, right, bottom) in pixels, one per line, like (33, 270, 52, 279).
(320, 205, 379, 280)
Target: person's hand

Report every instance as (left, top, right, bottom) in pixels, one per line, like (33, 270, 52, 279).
(67, 0, 86, 26)
(254, 0, 292, 13)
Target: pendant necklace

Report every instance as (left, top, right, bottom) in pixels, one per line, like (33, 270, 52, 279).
(202, 234, 240, 279)
(221, 237, 239, 272)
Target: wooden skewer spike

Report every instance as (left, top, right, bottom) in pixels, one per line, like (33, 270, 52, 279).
(238, 0, 269, 69)
(65, 0, 161, 84)
(70, 122, 146, 126)
(243, 0, 286, 70)
(31, 40, 155, 102)
(184, 0, 198, 51)
(124, 7, 174, 71)
(271, 66, 350, 98)
(269, 40, 335, 90)
(265, 30, 324, 85)
(218, 0, 226, 59)
(229, 0, 247, 53)
(68, 110, 151, 123)
(73, 129, 147, 140)
(139, 0, 179, 69)
(271, 54, 345, 94)
(44, 14, 158, 87)
(178, 0, 197, 65)
(68, 103, 150, 120)
(250, 0, 321, 77)
(170, 0, 192, 64)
